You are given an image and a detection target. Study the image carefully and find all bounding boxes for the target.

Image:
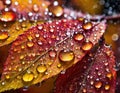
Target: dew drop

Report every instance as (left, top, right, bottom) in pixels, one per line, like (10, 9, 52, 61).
(49, 5, 63, 17)
(37, 65, 47, 73)
(20, 55, 24, 60)
(104, 84, 110, 90)
(22, 73, 34, 82)
(57, 63, 62, 68)
(27, 41, 34, 48)
(73, 33, 84, 42)
(82, 88, 87, 93)
(0, 11, 16, 22)
(0, 31, 9, 40)
(94, 81, 102, 89)
(49, 50, 56, 58)
(59, 50, 75, 62)
(33, 4, 39, 12)
(78, 17, 84, 22)
(3, 0, 12, 5)
(83, 22, 92, 30)
(81, 41, 93, 51)
(106, 72, 112, 80)
(5, 74, 10, 79)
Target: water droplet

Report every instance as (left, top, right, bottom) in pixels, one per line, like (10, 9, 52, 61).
(3, 0, 12, 5)
(104, 84, 110, 90)
(22, 73, 34, 82)
(57, 63, 62, 68)
(27, 41, 34, 48)
(0, 11, 16, 22)
(21, 45, 25, 49)
(82, 88, 87, 93)
(0, 31, 9, 40)
(5, 74, 10, 79)
(59, 50, 75, 62)
(83, 22, 92, 30)
(78, 17, 84, 22)
(33, 4, 39, 12)
(1, 81, 5, 85)
(20, 55, 24, 60)
(81, 41, 93, 51)
(37, 25, 43, 30)
(106, 72, 112, 80)
(73, 33, 84, 42)
(49, 50, 56, 58)
(95, 81, 102, 89)
(49, 5, 63, 17)
(37, 65, 47, 73)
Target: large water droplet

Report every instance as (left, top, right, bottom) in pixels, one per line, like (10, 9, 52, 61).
(83, 22, 92, 30)
(73, 33, 84, 42)
(94, 81, 102, 89)
(22, 73, 34, 82)
(0, 31, 9, 40)
(0, 11, 16, 22)
(49, 5, 63, 17)
(37, 65, 47, 73)
(81, 41, 93, 51)
(59, 50, 75, 62)
(3, 0, 12, 5)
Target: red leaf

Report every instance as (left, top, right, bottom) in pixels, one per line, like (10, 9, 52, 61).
(0, 19, 106, 92)
(55, 43, 116, 93)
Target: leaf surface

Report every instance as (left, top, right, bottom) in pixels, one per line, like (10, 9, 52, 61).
(0, 19, 106, 92)
(55, 43, 116, 93)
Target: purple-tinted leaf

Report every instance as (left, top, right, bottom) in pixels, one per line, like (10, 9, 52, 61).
(55, 43, 116, 93)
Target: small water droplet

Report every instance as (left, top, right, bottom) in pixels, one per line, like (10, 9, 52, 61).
(81, 41, 93, 51)
(0, 11, 16, 22)
(57, 63, 62, 68)
(49, 50, 56, 58)
(94, 81, 102, 89)
(20, 55, 24, 60)
(22, 73, 34, 82)
(37, 65, 47, 73)
(33, 4, 39, 12)
(82, 88, 87, 93)
(5, 74, 10, 79)
(106, 72, 112, 80)
(104, 84, 110, 90)
(73, 33, 84, 42)
(27, 41, 34, 48)
(78, 17, 84, 22)
(59, 50, 75, 62)
(83, 22, 92, 30)
(37, 25, 43, 30)
(0, 31, 9, 40)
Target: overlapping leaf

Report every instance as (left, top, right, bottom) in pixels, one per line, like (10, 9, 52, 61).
(0, 19, 106, 92)
(0, 21, 44, 47)
(55, 43, 116, 93)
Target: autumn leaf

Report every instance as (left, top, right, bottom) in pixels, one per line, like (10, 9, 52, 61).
(55, 43, 116, 93)
(0, 21, 45, 47)
(0, 0, 50, 47)
(0, 18, 106, 92)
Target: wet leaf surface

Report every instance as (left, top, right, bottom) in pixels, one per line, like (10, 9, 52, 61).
(55, 43, 116, 93)
(0, 19, 106, 92)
